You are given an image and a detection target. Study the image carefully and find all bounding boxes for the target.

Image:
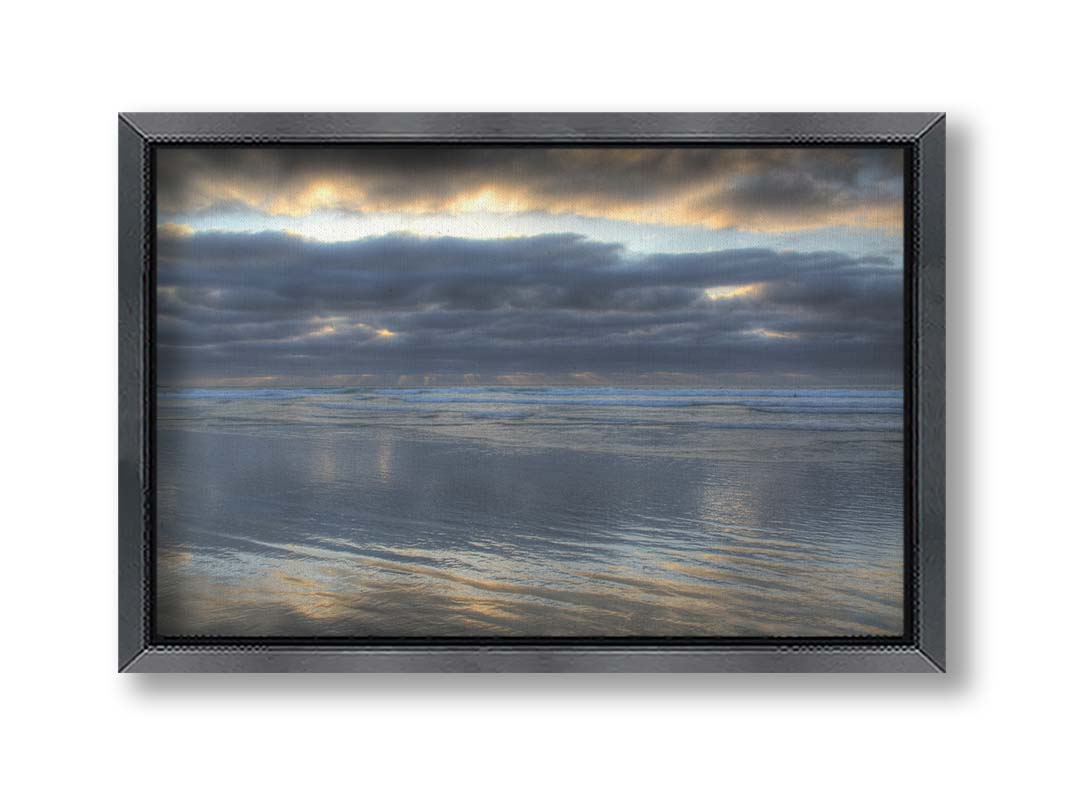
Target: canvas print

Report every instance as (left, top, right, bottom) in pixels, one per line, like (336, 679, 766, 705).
(155, 146, 905, 638)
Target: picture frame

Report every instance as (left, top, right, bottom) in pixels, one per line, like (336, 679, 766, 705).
(119, 112, 945, 672)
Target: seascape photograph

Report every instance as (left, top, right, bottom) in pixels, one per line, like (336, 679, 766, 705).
(154, 146, 906, 638)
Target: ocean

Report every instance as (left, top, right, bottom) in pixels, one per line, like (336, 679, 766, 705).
(155, 386, 904, 638)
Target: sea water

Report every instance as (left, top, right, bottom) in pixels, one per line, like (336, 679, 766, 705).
(156, 387, 904, 637)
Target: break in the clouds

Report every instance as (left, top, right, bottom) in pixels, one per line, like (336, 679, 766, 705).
(156, 147, 904, 387)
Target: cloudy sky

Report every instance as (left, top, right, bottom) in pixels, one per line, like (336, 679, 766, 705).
(156, 146, 904, 388)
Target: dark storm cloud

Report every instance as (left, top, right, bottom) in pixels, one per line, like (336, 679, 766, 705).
(157, 229, 902, 386)
(157, 147, 903, 232)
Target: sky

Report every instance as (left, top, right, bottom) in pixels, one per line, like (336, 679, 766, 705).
(156, 146, 904, 388)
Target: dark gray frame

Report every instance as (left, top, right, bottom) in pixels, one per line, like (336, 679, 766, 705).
(119, 113, 945, 672)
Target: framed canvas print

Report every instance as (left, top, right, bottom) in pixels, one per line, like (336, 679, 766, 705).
(119, 113, 945, 672)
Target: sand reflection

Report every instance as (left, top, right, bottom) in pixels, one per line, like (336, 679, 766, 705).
(158, 535, 902, 638)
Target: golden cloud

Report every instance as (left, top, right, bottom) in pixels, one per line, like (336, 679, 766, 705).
(157, 147, 904, 234)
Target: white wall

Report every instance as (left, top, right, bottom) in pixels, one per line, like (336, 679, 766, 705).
(3, 2, 1061, 797)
